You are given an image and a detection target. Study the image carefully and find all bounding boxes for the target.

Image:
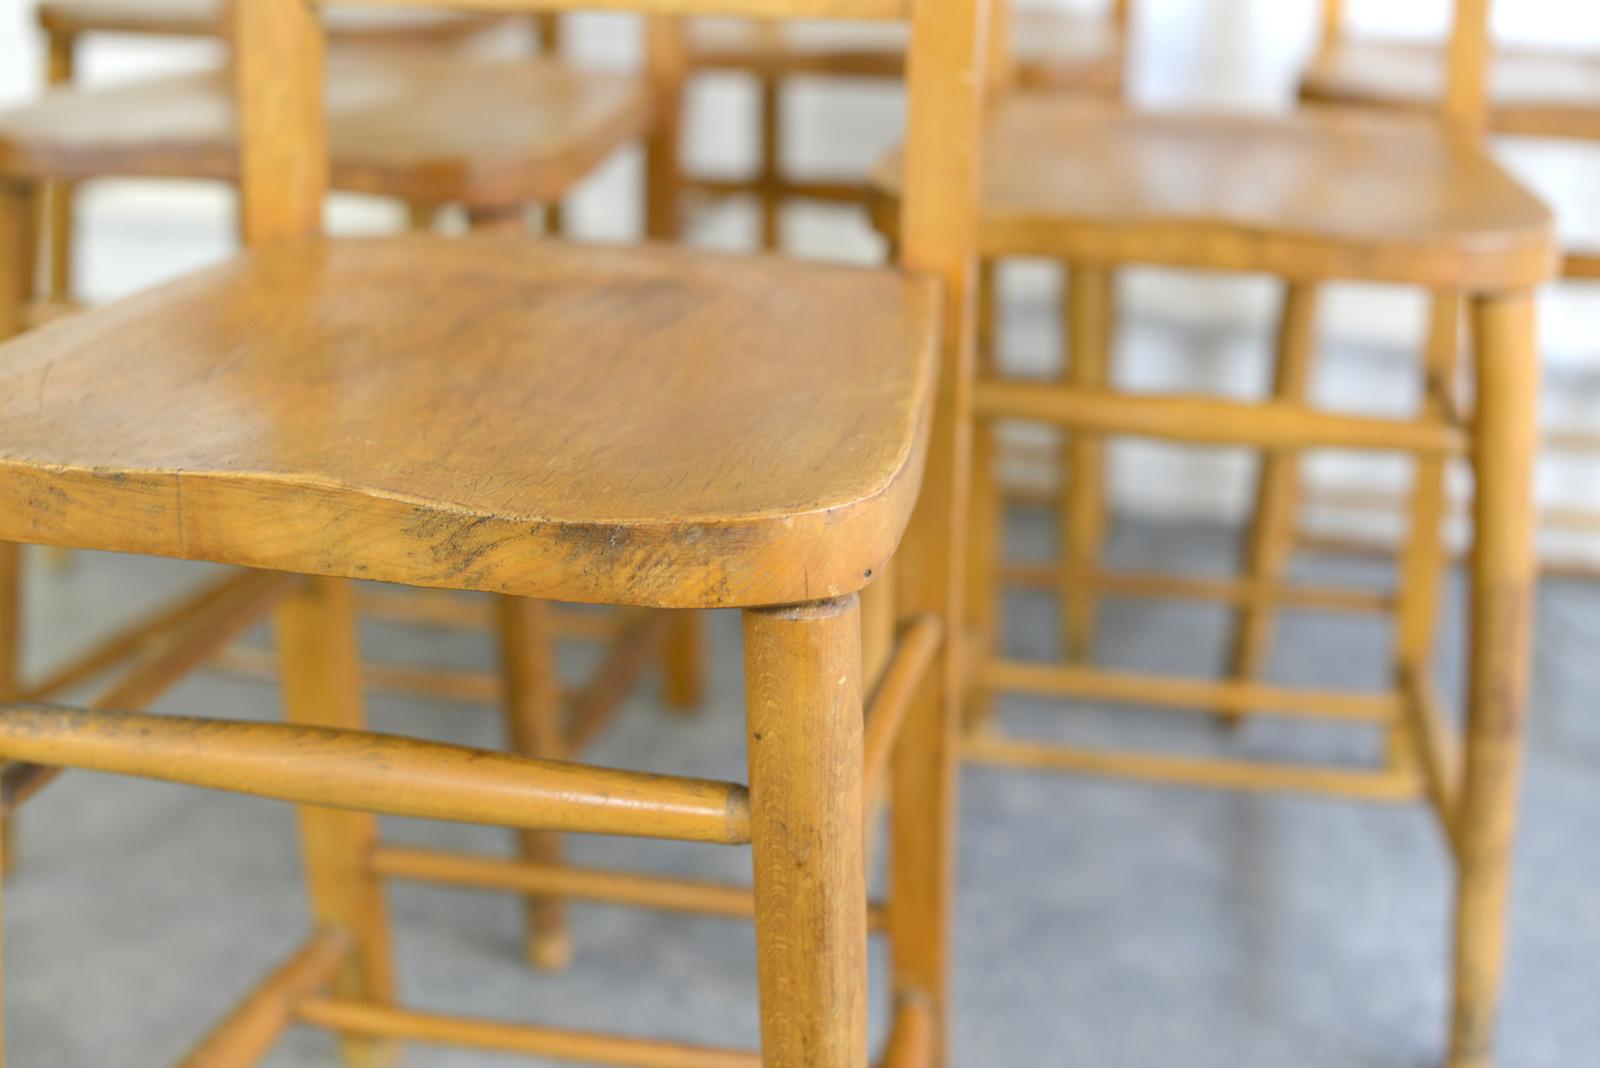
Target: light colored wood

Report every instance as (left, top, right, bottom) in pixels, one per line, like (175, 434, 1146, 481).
(964, 732, 1424, 802)
(0, 238, 940, 611)
(296, 999, 763, 1068)
(275, 577, 394, 1068)
(369, 846, 891, 930)
(42, 30, 75, 304)
(663, 613, 705, 712)
(1060, 266, 1112, 661)
(983, 658, 1399, 722)
(872, 100, 1556, 291)
(567, 611, 676, 752)
(355, 587, 619, 639)
(862, 614, 942, 809)
(177, 929, 352, 1068)
(212, 645, 513, 706)
(0, 704, 753, 844)
(0, 814, 6, 1068)
(0, 53, 653, 212)
(1302, 37, 1600, 142)
(0, 541, 16, 876)
(859, 566, 898, 692)
(963, 263, 1001, 733)
(1399, 668, 1463, 854)
(1221, 283, 1318, 722)
(1001, 562, 1392, 614)
(495, 596, 570, 972)
(37, 0, 501, 41)
(1566, 251, 1600, 279)
(2, 569, 295, 812)
(974, 379, 1466, 454)
(887, 3, 987, 1063)
(1450, 290, 1540, 1068)
(644, 18, 688, 241)
(879, 994, 933, 1068)
(744, 596, 867, 1068)
(326, 0, 908, 18)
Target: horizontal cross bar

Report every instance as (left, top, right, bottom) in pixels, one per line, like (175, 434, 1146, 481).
(0, 706, 749, 844)
(316, 0, 907, 22)
(863, 614, 942, 805)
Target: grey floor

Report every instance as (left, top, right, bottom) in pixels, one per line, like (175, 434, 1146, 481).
(5, 510, 1599, 1067)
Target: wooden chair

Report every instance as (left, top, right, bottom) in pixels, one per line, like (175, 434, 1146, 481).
(0, 3, 708, 925)
(682, 0, 1126, 249)
(1299, 0, 1600, 574)
(0, 0, 986, 1064)
(872, 1, 1553, 1066)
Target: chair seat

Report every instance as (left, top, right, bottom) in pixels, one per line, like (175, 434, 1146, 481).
(871, 95, 1556, 290)
(37, 0, 498, 41)
(0, 51, 651, 207)
(1301, 39, 1600, 141)
(689, 9, 1122, 92)
(0, 237, 940, 609)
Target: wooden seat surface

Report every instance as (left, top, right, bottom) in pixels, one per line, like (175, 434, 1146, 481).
(37, 0, 498, 41)
(1301, 39, 1600, 141)
(0, 237, 940, 609)
(873, 95, 1555, 290)
(688, 9, 1122, 92)
(0, 51, 651, 207)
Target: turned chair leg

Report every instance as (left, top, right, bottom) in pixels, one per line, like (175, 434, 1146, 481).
(757, 72, 783, 251)
(277, 578, 398, 1068)
(1059, 264, 1112, 661)
(662, 612, 704, 711)
(495, 596, 573, 971)
(1219, 281, 1319, 724)
(1448, 290, 1539, 1068)
(744, 597, 867, 1068)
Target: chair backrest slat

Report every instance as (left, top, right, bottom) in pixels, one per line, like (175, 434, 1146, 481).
(316, 0, 908, 19)
(1316, 0, 1492, 132)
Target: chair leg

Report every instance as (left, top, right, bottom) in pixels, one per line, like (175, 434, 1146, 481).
(744, 596, 866, 1068)
(965, 259, 1001, 732)
(757, 73, 783, 251)
(494, 596, 572, 972)
(43, 30, 75, 305)
(0, 813, 7, 1068)
(0, 542, 19, 880)
(1059, 264, 1112, 661)
(1219, 281, 1319, 724)
(276, 578, 397, 1068)
(1447, 290, 1539, 1068)
(662, 611, 704, 712)
(405, 202, 440, 233)
(1390, 293, 1463, 766)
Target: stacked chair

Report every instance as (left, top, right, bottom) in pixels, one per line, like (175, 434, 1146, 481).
(0, 1, 987, 1067)
(872, 1, 1553, 1066)
(1299, 0, 1600, 571)
(0, 0, 704, 949)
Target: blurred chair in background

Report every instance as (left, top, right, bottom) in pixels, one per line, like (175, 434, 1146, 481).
(873, 1, 1554, 1066)
(1299, 0, 1600, 573)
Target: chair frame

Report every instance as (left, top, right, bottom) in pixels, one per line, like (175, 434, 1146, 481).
(0, 1, 988, 1067)
(961, 2, 1548, 1066)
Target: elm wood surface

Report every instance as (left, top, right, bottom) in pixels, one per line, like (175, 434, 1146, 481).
(0, 234, 940, 610)
(37, 0, 499, 41)
(1301, 38, 1600, 142)
(872, 96, 1555, 290)
(0, 52, 653, 209)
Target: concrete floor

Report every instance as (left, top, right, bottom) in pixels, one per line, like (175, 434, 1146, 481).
(4, 512, 1598, 1067)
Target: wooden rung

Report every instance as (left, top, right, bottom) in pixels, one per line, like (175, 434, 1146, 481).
(998, 562, 1393, 614)
(973, 380, 1466, 455)
(21, 569, 274, 702)
(211, 646, 514, 706)
(878, 993, 934, 1068)
(1564, 251, 1600, 279)
(352, 587, 622, 641)
(862, 615, 943, 806)
(370, 845, 890, 931)
(294, 999, 761, 1068)
(321, 0, 908, 21)
(1399, 669, 1463, 854)
(981, 659, 1401, 722)
(4, 572, 297, 811)
(683, 176, 864, 205)
(964, 733, 1424, 802)
(1543, 428, 1600, 453)
(568, 611, 675, 753)
(176, 929, 351, 1068)
(0, 706, 750, 844)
